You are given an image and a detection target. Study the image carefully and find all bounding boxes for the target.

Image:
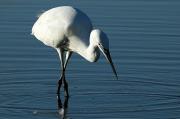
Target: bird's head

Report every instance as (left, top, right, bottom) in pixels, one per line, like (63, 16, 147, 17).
(90, 29, 118, 79)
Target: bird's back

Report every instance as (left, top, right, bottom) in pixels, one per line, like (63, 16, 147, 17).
(32, 6, 93, 49)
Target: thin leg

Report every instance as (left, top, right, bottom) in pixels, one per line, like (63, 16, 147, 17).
(56, 73, 63, 96)
(63, 74, 69, 97)
(63, 51, 72, 97)
(64, 51, 72, 69)
(57, 49, 64, 97)
(56, 48, 72, 97)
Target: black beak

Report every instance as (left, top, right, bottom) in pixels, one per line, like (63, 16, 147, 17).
(99, 46, 118, 79)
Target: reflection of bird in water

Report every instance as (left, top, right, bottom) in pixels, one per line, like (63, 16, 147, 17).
(32, 6, 117, 100)
(58, 97, 69, 119)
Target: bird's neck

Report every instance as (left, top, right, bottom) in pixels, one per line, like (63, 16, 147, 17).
(72, 30, 100, 62)
(79, 42, 100, 63)
(87, 44, 100, 62)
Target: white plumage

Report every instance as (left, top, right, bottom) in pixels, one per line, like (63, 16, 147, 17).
(32, 6, 117, 97)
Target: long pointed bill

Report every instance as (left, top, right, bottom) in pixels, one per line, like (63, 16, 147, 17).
(99, 46, 118, 79)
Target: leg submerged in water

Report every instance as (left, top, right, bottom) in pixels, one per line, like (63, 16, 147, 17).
(58, 96, 69, 118)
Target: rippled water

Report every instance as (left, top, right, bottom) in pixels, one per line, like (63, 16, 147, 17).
(0, 0, 180, 118)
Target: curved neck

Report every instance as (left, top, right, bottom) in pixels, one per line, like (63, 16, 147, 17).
(72, 29, 100, 62)
(76, 38, 100, 63)
(85, 43, 100, 62)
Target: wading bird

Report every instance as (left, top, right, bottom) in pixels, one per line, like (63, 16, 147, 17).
(32, 6, 118, 98)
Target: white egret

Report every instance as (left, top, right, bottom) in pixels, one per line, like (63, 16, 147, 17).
(32, 6, 118, 97)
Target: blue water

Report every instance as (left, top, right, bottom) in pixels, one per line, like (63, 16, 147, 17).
(0, 0, 180, 119)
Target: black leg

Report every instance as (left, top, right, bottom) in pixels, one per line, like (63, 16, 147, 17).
(57, 76, 63, 95)
(57, 68, 69, 97)
(56, 48, 71, 118)
(57, 74, 63, 109)
(63, 75, 69, 97)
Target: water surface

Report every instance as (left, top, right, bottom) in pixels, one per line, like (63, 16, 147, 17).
(0, 0, 180, 118)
